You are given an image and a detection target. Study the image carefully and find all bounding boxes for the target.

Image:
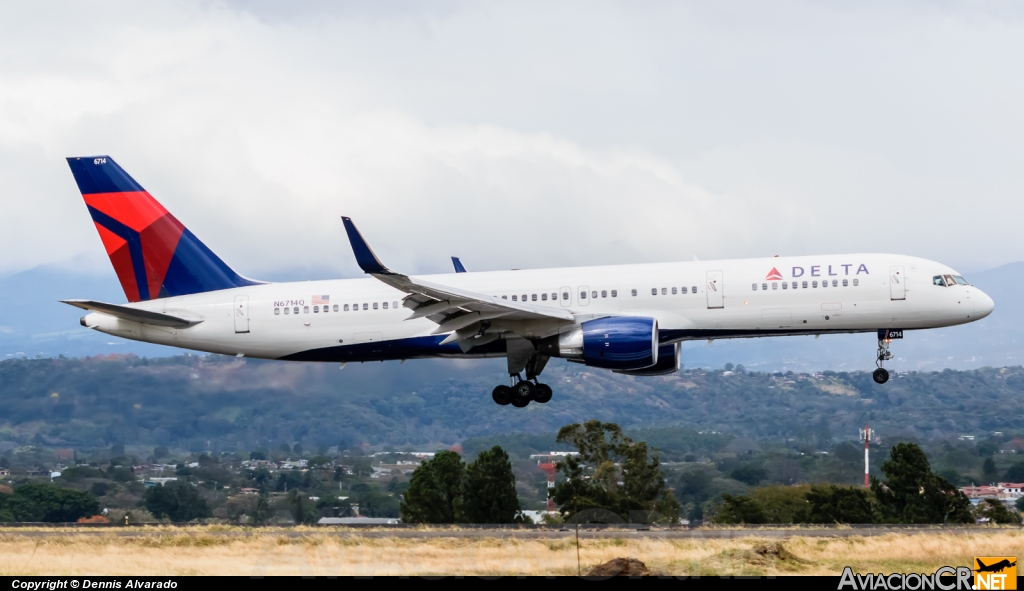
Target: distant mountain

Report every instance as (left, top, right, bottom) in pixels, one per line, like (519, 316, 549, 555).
(0, 258, 1018, 373)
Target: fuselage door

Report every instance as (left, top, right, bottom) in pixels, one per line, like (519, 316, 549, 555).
(889, 266, 906, 301)
(234, 295, 250, 333)
(577, 285, 590, 307)
(559, 286, 572, 307)
(706, 271, 724, 309)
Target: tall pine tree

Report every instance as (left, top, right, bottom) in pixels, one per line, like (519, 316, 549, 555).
(400, 450, 465, 524)
(871, 442, 973, 524)
(458, 446, 521, 523)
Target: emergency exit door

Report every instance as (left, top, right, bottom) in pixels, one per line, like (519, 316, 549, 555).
(234, 295, 250, 333)
(706, 271, 724, 309)
(889, 266, 905, 301)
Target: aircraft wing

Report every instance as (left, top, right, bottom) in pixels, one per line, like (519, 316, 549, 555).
(61, 300, 202, 328)
(342, 217, 573, 345)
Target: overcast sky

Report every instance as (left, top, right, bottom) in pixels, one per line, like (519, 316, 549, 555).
(1, 1, 1022, 280)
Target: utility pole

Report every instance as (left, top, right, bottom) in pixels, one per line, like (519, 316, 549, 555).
(860, 425, 875, 488)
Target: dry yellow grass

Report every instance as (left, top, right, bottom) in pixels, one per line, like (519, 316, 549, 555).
(0, 528, 1020, 576)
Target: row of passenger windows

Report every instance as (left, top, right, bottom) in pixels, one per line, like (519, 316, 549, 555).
(499, 287, 701, 301)
(752, 279, 859, 291)
(274, 302, 401, 315)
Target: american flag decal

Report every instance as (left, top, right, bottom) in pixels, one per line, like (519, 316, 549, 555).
(313, 295, 330, 305)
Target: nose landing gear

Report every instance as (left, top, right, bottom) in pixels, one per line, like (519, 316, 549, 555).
(873, 332, 894, 384)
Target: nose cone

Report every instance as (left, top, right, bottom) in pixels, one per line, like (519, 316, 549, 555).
(974, 289, 995, 319)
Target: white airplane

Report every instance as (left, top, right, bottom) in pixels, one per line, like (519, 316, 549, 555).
(63, 156, 994, 407)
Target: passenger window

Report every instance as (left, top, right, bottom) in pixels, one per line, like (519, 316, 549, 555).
(802, 281, 808, 289)
(344, 304, 349, 311)
(762, 283, 767, 290)
(852, 279, 859, 287)
(363, 303, 368, 310)
(659, 288, 665, 295)
(842, 279, 848, 287)
(822, 281, 828, 288)
(383, 302, 389, 309)
(671, 287, 677, 295)
(580, 291, 587, 300)
(692, 286, 697, 294)
(812, 281, 818, 288)
(651, 288, 657, 296)
(591, 291, 598, 299)
(502, 295, 507, 299)
(772, 282, 778, 290)
(562, 292, 569, 300)
(631, 289, 638, 296)
(334, 305, 339, 312)
(791, 282, 797, 289)
(512, 295, 518, 301)
(522, 294, 527, 301)
(303, 306, 309, 314)
(274, 307, 280, 315)
(752, 283, 757, 291)
(832, 280, 838, 287)
(532, 294, 537, 301)
(782, 282, 788, 290)
(373, 302, 378, 309)
(314, 305, 319, 313)
(541, 293, 547, 301)
(681, 287, 687, 294)
(933, 276, 945, 287)
(293, 307, 299, 314)
(284, 307, 290, 315)
(394, 301, 399, 309)
(601, 290, 607, 298)
(611, 290, 618, 297)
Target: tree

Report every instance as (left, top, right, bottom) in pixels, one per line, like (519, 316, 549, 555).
(974, 498, 1022, 524)
(807, 485, 874, 524)
(1016, 497, 1024, 513)
(982, 458, 999, 483)
(459, 446, 521, 524)
(400, 451, 465, 524)
(715, 494, 766, 524)
(730, 464, 767, 485)
(144, 481, 211, 522)
(871, 442, 973, 524)
(153, 446, 170, 459)
(0, 483, 100, 522)
(551, 420, 680, 523)
(1004, 462, 1024, 482)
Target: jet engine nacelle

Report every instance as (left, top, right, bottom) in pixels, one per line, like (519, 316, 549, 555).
(614, 343, 680, 376)
(540, 316, 658, 371)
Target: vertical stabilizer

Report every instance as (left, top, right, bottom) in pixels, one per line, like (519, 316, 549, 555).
(67, 156, 259, 302)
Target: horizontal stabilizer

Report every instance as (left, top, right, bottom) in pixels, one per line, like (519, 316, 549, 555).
(61, 300, 202, 328)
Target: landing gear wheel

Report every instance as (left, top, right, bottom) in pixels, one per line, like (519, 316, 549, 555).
(511, 381, 534, 407)
(533, 383, 553, 403)
(492, 385, 512, 405)
(872, 368, 889, 384)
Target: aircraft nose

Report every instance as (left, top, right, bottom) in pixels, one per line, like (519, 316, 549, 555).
(974, 289, 995, 319)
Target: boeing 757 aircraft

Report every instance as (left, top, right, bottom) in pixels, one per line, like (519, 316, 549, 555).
(63, 156, 994, 408)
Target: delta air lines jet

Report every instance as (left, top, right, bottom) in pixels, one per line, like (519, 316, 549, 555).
(63, 156, 995, 408)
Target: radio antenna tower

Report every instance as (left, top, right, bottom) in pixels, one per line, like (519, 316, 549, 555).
(859, 425, 875, 488)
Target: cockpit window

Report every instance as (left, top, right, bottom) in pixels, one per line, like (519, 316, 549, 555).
(953, 275, 969, 285)
(943, 274, 955, 286)
(933, 275, 946, 287)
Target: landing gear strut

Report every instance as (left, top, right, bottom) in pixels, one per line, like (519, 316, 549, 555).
(873, 336, 893, 384)
(494, 338, 554, 407)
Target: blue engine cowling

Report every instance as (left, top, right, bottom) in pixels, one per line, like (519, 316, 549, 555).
(581, 316, 658, 371)
(614, 343, 680, 376)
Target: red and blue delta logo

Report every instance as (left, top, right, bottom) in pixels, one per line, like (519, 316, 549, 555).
(765, 267, 784, 281)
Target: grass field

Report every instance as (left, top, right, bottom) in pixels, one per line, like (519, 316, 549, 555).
(0, 528, 1021, 576)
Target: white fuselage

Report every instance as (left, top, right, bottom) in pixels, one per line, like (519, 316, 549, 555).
(80, 253, 994, 363)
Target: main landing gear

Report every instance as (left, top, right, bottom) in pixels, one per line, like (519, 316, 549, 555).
(873, 334, 894, 384)
(492, 337, 553, 408)
(492, 378, 553, 407)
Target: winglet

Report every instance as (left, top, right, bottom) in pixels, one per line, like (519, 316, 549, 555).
(342, 217, 394, 275)
(452, 256, 467, 273)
